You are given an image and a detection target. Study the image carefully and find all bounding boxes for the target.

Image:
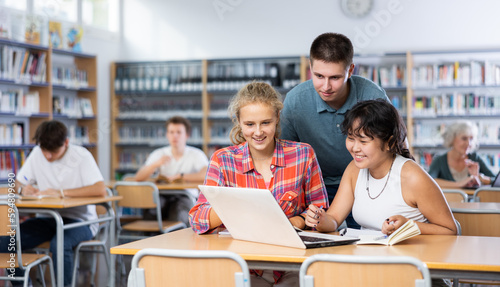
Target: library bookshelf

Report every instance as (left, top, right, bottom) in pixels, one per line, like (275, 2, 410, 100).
(0, 38, 98, 184)
(110, 50, 500, 179)
(110, 56, 306, 179)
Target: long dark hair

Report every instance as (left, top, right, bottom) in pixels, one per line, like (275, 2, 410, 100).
(341, 99, 414, 160)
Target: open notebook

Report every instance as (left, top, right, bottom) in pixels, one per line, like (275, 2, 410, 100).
(198, 185, 358, 249)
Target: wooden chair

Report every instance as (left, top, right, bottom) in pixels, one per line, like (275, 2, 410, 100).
(473, 186, 500, 202)
(442, 189, 469, 203)
(452, 206, 500, 286)
(127, 248, 250, 287)
(113, 181, 186, 242)
(0, 200, 56, 287)
(71, 187, 115, 287)
(452, 207, 500, 237)
(299, 254, 431, 287)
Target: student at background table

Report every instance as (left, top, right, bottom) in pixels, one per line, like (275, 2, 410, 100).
(0, 120, 106, 286)
(428, 120, 495, 189)
(281, 32, 390, 229)
(135, 116, 208, 226)
(305, 99, 457, 237)
(189, 82, 328, 287)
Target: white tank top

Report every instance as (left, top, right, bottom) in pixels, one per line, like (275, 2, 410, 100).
(352, 154, 428, 231)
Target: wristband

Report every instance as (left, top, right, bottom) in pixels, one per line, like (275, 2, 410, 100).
(298, 214, 306, 221)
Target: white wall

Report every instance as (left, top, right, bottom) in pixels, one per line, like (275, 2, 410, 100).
(120, 0, 500, 60)
(85, 32, 122, 180)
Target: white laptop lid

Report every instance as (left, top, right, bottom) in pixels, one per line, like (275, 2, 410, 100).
(199, 185, 307, 249)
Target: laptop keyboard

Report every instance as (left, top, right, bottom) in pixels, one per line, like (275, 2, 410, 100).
(299, 235, 333, 243)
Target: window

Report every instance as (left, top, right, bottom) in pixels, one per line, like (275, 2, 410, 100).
(82, 0, 119, 32)
(0, 0, 26, 10)
(34, 0, 78, 22)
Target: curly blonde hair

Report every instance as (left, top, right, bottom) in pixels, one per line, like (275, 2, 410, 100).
(228, 82, 283, 145)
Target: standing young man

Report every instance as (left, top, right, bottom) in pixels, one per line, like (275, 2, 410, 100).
(281, 33, 389, 229)
(1, 120, 106, 286)
(135, 116, 208, 226)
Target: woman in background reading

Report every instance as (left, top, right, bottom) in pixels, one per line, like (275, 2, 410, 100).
(428, 121, 495, 189)
(305, 99, 457, 237)
(189, 82, 328, 287)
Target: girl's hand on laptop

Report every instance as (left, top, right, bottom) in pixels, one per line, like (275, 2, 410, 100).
(305, 204, 325, 228)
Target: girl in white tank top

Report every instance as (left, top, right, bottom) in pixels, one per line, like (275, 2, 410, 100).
(304, 99, 458, 237)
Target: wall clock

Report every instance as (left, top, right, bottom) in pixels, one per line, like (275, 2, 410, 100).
(341, 0, 374, 18)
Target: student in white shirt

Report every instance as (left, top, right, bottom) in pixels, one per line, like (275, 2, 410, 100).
(135, 116, 208, 225)
(2, 120, 106, 286)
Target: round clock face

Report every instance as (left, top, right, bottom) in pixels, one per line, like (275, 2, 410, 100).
(341, 0, 374, 18)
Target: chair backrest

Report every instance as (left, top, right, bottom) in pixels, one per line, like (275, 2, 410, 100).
(452, 209, 500, 236)
(299, 254, 431, 287)
(0, 200, 24, 267)
(128, 248, 250, 287)
(473, 187, 500, 202)
(113, 181, 160, 209)
(442, 189, 468, 203)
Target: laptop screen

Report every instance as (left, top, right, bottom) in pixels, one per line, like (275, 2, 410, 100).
(491, 171, 500, 188)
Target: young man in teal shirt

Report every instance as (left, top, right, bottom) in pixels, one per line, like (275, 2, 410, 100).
(281, 32, 389, 228)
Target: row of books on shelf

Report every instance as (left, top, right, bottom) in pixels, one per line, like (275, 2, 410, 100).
(0, 45, 47, 83)
(118, 151, 149, 170)
(353, 64, 406, 88)
(0, 89, 39, 115)
(52, 66, 89, 89)
(412, 60, 500, 87)
(206, 61, 301, 90)
(68, 125, 90, 146)
(389, 95, 407, 115)
(412, 93, 500, 117)
(118, 98, 202, 119)
(118, 125, 202, 145)
(0, 122, 90, 147)
(0, 123, 24, 146)
(0, 149, 30, 180)
(115, 64, 202, 93)
(114, 61, 302, 93)
(412, 121, 500, 146)
(416, 150, 500, 173)
(53, 95, 94, 118)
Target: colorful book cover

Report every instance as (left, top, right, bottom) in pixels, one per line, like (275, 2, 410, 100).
(25, 14, 41, 44)
(48, 21, 63, 49)
(63, 24, 83, 52)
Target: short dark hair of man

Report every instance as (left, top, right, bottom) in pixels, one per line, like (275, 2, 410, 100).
(310, 32, 354, 69)
(33, 120, 68, 152)
(166, 116, 192, 135)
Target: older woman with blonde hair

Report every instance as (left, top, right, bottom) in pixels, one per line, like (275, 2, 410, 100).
(428, 121, 495, 188)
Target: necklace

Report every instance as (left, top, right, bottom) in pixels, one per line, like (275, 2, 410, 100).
(366, 156, 395, 200)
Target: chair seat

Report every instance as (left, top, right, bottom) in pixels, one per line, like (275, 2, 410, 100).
(122, 220, 185, 232)
(0, 253, 50, 268)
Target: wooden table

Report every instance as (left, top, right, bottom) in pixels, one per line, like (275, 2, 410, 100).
(16, 196, 121, 287)
(111, 228, 500, 281)
(449, 202, 500, 212)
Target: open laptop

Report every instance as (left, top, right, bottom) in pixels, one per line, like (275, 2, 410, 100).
(491, 171, 500, 188)
(198, 185, 359, 249)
